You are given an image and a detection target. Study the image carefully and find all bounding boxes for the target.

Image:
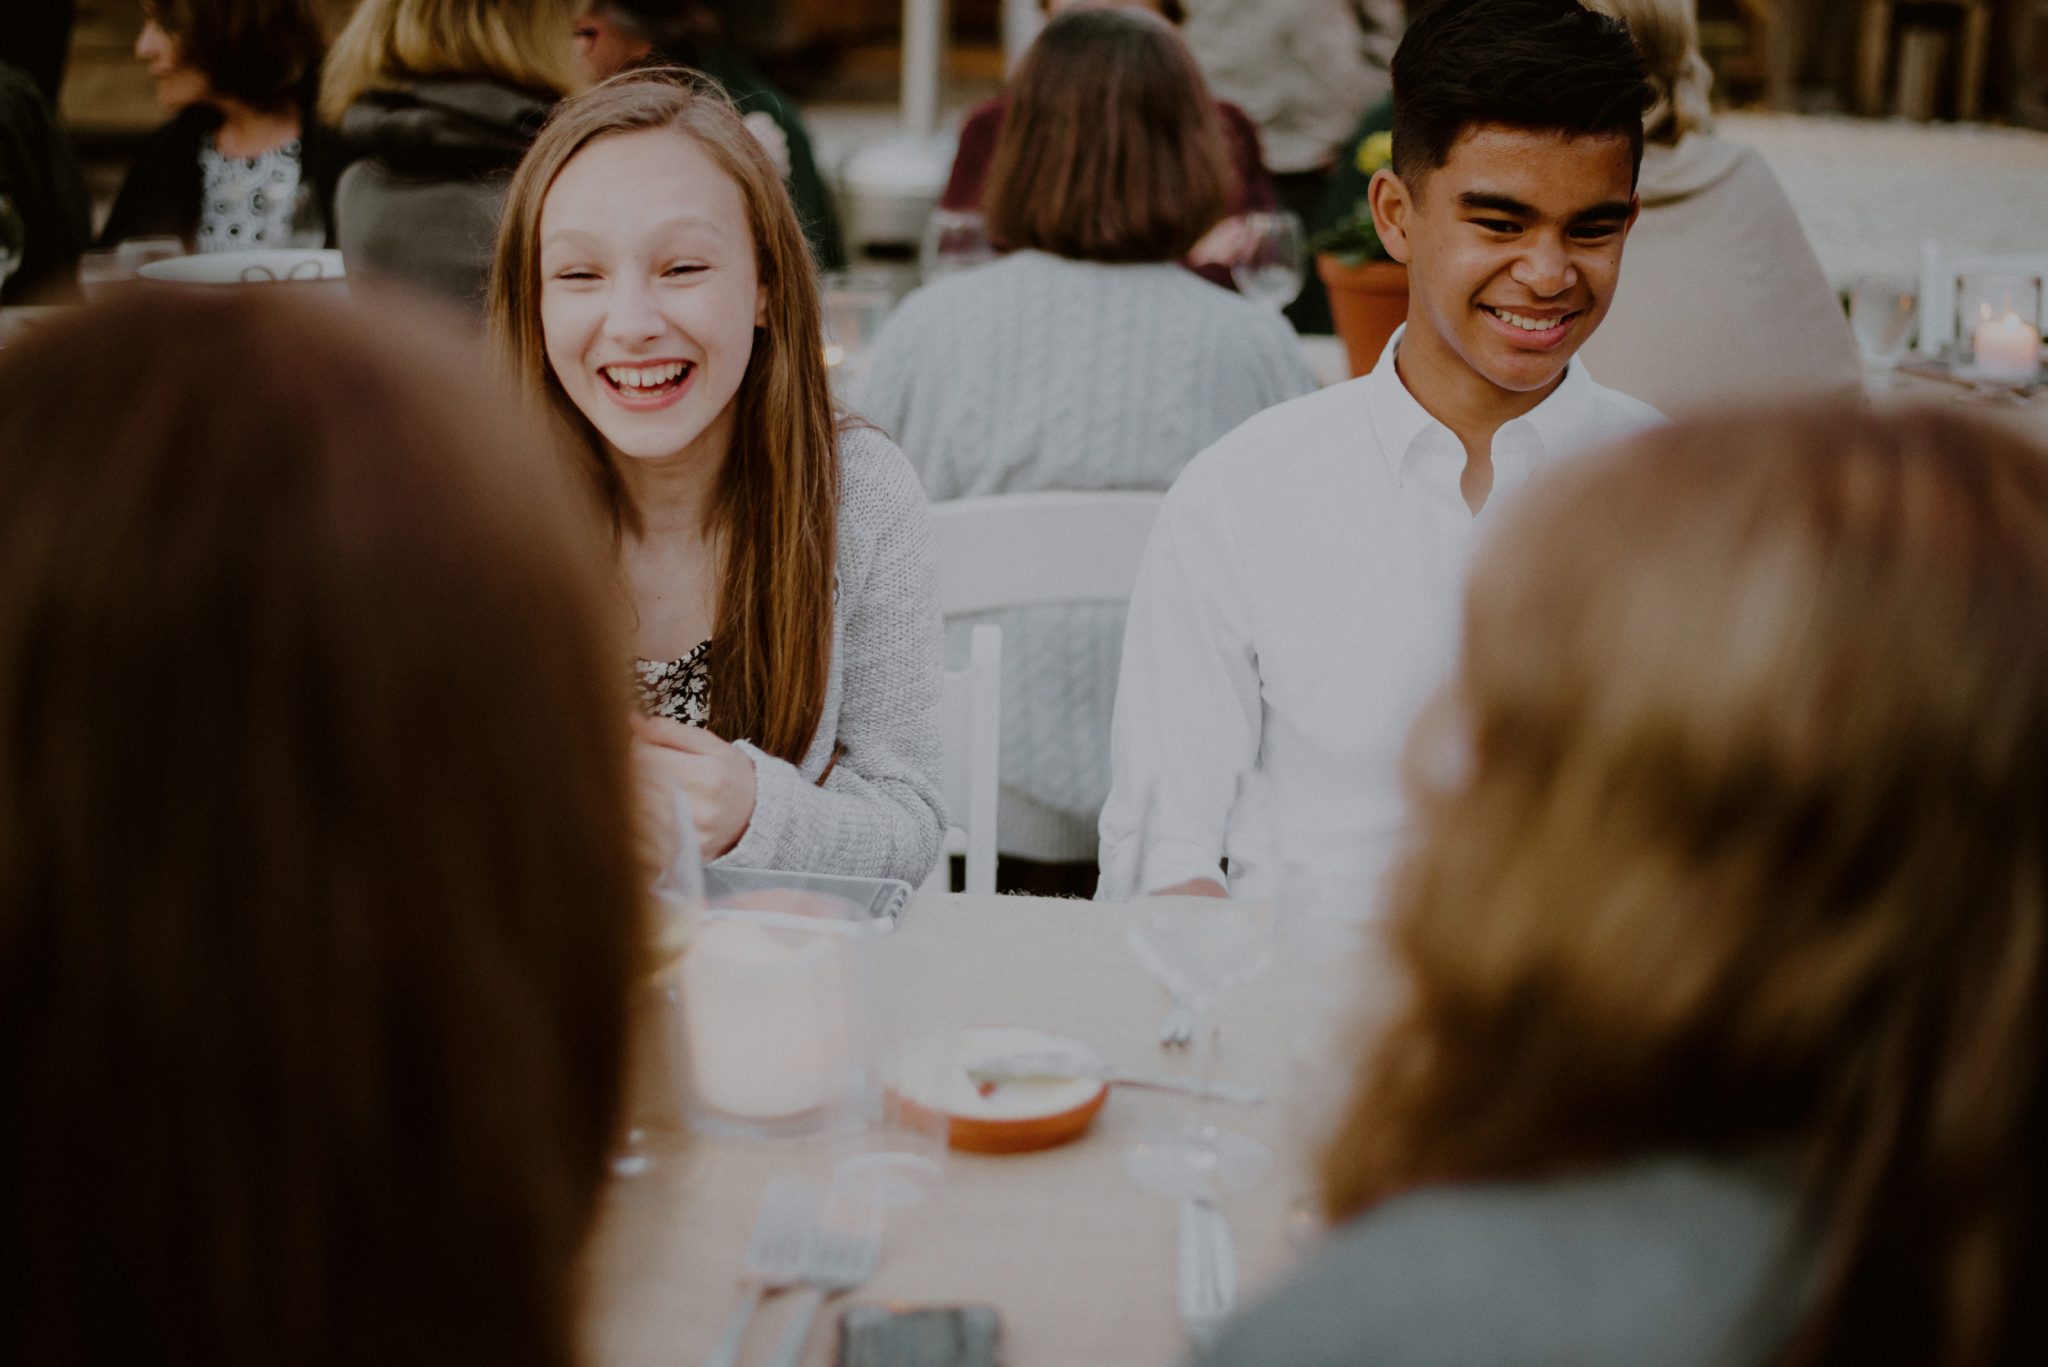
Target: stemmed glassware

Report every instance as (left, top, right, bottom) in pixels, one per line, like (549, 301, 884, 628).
(1847, 274, 1917, 389)
(1228, 211, 1305, 313)
(919, 209, 994, 284)
(1123, 898, 1278, 1199)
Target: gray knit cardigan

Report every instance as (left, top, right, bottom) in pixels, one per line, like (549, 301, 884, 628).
(711, 423, 946, 884)
(856, 250, 1316, 861)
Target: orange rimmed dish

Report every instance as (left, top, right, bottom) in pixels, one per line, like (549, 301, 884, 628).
(888, 1025, 1110, 1155)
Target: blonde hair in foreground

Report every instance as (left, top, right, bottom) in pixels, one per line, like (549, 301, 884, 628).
(487, 71, 839, 766)
(1325, 405, 2048, 1367)
(1582, 0, 1714, 143)
(320, 0, 589, 124)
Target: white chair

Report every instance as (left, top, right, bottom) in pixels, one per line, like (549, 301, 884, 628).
(931, 490, 1165, 616)
(1915, 246, 2048, 358)
(925, 623, 1001, 896)
(923, 491, 1167, 895)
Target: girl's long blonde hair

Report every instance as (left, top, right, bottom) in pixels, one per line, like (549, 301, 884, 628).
(1326, 404, 2048, 1367)
(320, 0, 589, 124)
(487, 72, 838, 766)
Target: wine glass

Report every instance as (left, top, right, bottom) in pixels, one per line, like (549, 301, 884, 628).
(1848, 275, 1917, 388)
(0, 196, 25, 300)
(1229, 211, 1306, 313)
(1123, 899, 1278, 1199)
(919, 209, 993, 284)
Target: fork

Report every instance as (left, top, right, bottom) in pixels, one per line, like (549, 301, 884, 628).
(701, 1177, 817, 1367)
(1157, 995, 1196, 1048)
(764, 1174, 884, 1367)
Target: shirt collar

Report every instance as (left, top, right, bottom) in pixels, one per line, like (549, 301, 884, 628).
(1361, 324, 1602, 498)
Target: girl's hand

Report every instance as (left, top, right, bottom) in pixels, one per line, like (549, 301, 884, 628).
(631, 713, 759, 861)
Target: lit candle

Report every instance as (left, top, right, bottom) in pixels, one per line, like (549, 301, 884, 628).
(680, 918, 851, 1121)
(1973, 309, 2040, 382)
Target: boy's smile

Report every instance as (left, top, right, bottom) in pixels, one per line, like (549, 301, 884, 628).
(1372, 123, 1638, 413)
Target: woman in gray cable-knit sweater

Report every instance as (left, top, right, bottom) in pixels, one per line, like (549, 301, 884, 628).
(489, 74, 944, 884)
(858, 8, 1315, 891)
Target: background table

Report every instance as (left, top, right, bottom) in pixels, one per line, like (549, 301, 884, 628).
(582, 893, 1383, 1367)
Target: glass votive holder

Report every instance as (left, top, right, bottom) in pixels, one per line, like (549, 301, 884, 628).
(1956, 271, 2042, 384)
(676, 891, 872, 1139)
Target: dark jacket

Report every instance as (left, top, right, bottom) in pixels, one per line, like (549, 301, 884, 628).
(0, 59, 90, 303)
(333, 78, 552, 309)
(99, 98, 349, 251)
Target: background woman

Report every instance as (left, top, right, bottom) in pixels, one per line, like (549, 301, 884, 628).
(938, 0, 1273, 290)
(322, 0, 587, 305)
(860, 7, 1315, 894)
(1200, 404, 2048, 1366)
(490, 74, 945, 885)
(100, 0, 343, 251)
(572, 0, 845, 269)
(0, 290, 643, 1366)
(1577, 0, 1858, 413)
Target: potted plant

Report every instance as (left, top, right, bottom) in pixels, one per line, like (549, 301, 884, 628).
(1312, 131, 1408, 377)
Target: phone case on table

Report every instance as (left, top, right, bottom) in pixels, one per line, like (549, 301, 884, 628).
(701, 865, 913, 925)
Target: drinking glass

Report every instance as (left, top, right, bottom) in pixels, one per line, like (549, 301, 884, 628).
(118, 236, 185, 274)
(77, 248, 129, 303)
(919, 209, 993, 284)
(834, 927, 953, 1211)
(1847, 275, 1917, 378)
(820, 270, 896, 391)
(1123, 899, 1278, 1198)
(1229, 211, 1306, 313)
(612, 785, 707, 1178)
(0, 195, 25, 297)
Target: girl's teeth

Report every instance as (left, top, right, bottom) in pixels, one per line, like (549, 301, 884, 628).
(607, 362, 686, 388)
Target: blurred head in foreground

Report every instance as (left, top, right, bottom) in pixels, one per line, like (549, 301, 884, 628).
(0, 291, 642, 1366)
(984, 5, 1230, 264)
(1329, 404, 2048, 1365)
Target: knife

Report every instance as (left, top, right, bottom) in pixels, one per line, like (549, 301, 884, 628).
(1178, 1197, 1238, 1346)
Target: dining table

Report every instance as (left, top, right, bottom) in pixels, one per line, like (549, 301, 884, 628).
(582, 892, 1388, 1367)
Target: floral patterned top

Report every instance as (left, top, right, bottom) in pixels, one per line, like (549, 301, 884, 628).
(197, 137, 305, 252)
(635, 640, 711, 727)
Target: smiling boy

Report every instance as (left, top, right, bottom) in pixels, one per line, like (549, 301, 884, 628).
(1097, 0, 1662, 909)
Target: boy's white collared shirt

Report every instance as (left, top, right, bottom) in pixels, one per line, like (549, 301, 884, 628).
(1097, 328, 1663, 914)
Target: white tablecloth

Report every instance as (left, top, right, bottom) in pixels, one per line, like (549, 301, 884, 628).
(583, 893, 1389, 1367)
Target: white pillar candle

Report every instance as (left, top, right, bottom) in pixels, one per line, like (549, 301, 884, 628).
(681, 919, 851, 1121)
(1973, 310, 2040, 382)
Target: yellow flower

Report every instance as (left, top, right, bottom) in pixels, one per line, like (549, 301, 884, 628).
(1355, 130, 1395, 175)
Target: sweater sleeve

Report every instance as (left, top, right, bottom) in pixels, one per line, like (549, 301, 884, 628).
(714, 428, 947, 883)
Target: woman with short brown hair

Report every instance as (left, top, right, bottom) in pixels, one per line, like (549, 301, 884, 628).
(99, 0, 344, 251)
(1201, 403, 2048, 1366)
(0, 290, 643, 1367)
(860, 6, 1314, 893)
(983, 4, 1231, 263)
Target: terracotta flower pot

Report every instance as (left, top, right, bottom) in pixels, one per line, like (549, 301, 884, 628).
(1317, 255, 1408, 378)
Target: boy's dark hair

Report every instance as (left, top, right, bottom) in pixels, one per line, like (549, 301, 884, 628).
(1391, 0, 1651, 186)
